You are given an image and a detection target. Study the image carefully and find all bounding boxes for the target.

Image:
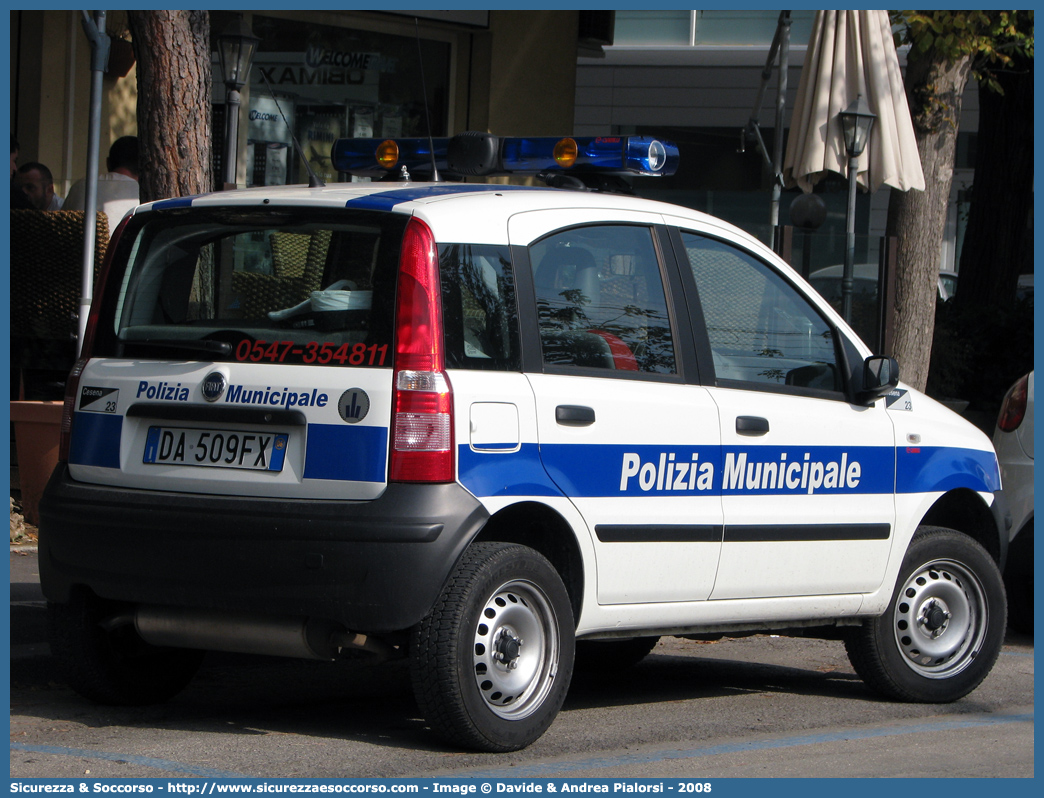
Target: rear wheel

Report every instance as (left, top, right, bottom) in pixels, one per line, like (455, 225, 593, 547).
(410, 542, 574, 752)
(48, 589, 204, 706)
(846, 526, 1006, 702)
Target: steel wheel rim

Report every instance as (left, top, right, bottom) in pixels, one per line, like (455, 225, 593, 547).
(892, 558, 989, 679)
(472, 579, 560, 720)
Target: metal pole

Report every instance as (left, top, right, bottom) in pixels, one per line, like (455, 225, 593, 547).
(223, 85, 241, 188)
(77, 10, 109, 356)
(770, 13, 791, 232)
(842, 153, 858, 322)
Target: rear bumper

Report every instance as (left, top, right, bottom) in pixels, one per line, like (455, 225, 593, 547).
(38, 464, 488, 632)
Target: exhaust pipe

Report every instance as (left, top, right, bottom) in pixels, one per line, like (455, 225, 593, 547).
(133, 606, 351, 661)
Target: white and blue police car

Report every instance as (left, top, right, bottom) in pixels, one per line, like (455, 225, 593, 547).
(40, 132, 1009, 752)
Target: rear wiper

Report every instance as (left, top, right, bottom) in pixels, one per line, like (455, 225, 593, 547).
(119, 338, 233, 356)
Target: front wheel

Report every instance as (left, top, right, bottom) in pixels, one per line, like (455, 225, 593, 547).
(845, 526, 1006, 703)
(410, 542, 575, 752)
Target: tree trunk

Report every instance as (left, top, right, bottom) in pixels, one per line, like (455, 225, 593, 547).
(127, 11, 212, 203)
(955, 55, 1033, 312)
(885, 49, 972, 392)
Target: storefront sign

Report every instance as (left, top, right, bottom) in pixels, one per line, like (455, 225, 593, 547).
(258, 65, 369, 87)
(305, 46, 381, 70)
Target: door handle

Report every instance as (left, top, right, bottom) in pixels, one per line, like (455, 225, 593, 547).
(736, 415, 769, 436)
(556, 405, 596, 427)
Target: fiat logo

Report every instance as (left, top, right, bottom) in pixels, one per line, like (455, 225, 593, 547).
(201, 372, 227, 403)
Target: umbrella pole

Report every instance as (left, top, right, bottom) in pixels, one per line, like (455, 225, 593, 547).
(745, 11, 792, 238)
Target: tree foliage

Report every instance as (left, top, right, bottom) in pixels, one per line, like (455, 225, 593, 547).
(893, 10, 1033, 94)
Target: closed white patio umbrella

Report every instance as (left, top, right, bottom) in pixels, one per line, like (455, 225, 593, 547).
(783, 9, 924, 194)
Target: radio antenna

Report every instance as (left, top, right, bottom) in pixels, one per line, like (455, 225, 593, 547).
(259, 69, 325, 188)
(415, 18, 441, 182)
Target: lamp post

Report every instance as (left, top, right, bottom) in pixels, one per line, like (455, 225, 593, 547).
(217, 17, 260, 189)
(838, 93, 876, 322)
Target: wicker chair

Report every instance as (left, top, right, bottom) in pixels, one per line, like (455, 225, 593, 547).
(231, 230, 332, 318)
(10, 210, 110, 398)
(269, 232, 311, 278)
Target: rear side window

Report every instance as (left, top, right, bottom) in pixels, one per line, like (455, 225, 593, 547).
(98, 208, 407, 366)
(680, 231, 842, 393)
(439, 244, 521, 371)
(528, 225, 676, 375)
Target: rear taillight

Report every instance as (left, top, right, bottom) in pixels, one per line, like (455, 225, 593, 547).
(389, 218, 454, 483)
(58, 215, 130, 462)
(57, 358, 87, 462)
(997, 373, 1030, 433)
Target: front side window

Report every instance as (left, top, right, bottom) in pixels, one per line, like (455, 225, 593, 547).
(99, 207, 406, 367)
(681, 231, 842, 393)
(529, 225, 676, 375)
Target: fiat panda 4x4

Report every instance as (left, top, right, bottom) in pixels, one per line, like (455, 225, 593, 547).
(40, 133, 1009, 752)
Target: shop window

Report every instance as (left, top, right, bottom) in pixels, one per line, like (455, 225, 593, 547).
(211, 12, 451, 187)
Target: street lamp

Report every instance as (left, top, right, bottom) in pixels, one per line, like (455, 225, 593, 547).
(217, 16, 260, 189)
(838, 93, 876, 321)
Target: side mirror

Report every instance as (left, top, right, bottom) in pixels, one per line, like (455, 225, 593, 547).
(859, 355, 899, 405)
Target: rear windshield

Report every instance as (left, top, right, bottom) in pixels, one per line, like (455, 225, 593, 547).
(94, 207, 407, 366)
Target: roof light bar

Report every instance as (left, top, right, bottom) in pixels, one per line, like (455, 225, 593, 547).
(331, 137, 448, 177)
(330, 133, 679, 179)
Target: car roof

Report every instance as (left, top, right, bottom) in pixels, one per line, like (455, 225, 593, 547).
(134, 180, 754, 247)
(126, 178, 874, 362)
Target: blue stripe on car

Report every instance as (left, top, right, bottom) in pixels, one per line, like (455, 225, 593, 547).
(457, 443, 999, 498)
(69, 412, 123, 468)
(458, 443, 560, 498)
(303, 424, 387, 482)
(149, 196, 196, 211)
(896, 445, 1000, 493)
(344, 184, 543, 212)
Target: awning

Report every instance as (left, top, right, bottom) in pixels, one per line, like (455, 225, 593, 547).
(783, 10, 925, 194)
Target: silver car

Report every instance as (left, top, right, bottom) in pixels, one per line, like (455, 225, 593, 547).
(993, 371, 1034, 633)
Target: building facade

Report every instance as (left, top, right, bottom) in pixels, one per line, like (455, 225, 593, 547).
(10, 10, 591, 196)
(10, 9, 977, 275)
(574, 10, 978, 274)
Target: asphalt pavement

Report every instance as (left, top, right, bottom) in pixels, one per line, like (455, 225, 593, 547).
(10, 547, 49, 662)
(9, 547, 1033, 778)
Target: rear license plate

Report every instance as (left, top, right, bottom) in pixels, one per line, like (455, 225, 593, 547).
(143, 427, 288, 472)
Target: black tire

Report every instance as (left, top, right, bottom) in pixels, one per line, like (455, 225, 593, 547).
(1004, 523, 1033, 635)
(574, 636, 659, 673)
(410, 542, 574, 752)
(1005, 574, 1034, 635)
(48, 590, 204, 706)
(845, 526, 1006, 703)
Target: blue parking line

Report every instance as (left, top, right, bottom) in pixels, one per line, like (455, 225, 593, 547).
(456, 712, 1034, 778)
(9, 742, 248, 778)
(10, 713, 1032, 779)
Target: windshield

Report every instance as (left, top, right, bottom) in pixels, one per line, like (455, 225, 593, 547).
(95, 207, 407, 366)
